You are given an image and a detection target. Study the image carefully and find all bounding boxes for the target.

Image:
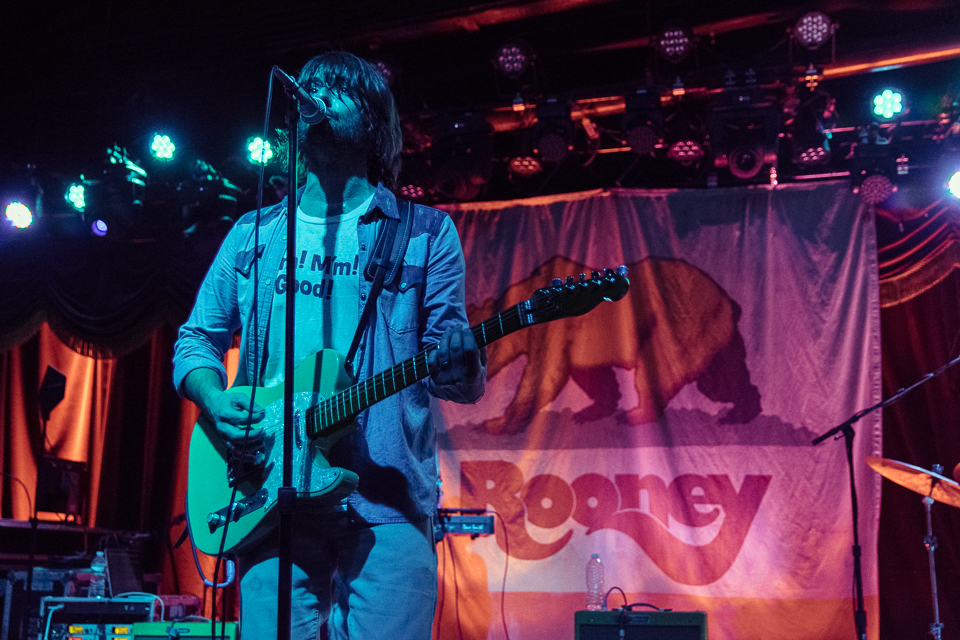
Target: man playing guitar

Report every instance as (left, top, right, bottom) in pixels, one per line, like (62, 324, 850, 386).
(173, 51, 486, 640)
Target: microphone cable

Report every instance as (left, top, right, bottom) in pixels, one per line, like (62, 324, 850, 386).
(206, 64, 276, 640)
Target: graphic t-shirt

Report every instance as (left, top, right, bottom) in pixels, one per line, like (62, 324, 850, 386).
(261, 194, 373, 387)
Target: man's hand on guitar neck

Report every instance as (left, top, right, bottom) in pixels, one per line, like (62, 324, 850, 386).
(427, 325, 487, 388)
(182, 368, 266, 458)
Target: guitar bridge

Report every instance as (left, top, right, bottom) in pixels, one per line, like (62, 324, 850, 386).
(206, 489, 268, 532)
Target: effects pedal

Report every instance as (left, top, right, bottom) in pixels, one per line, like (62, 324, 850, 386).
(132, 621, 239, 639)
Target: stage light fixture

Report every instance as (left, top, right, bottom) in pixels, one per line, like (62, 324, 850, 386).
(179, 159, 241, 234)
(5, 202, 33, 229)
(856, 173, 895, 205)
(508, 156, 543, 177)
(428, 113, 492, 202)
(65, 182, 86, 211)
(622, 90, 663, 157)
(533, 98, 574, 165)
(656, 24, 693, 63)
(150, 134, 176, 161)
(396, 153, 433, 203)
(370, 59, 397, 87)
(873, 89, 904, 120)
(247, 137, 273, 166)
(664, 111, 707, 167)
(788, 95, 835, 169)
(399, 184, 425, 200)
(794, 12, 833, 50)
(667, 140, 705, 165)
(494, 42, 532, 80)
(79, 146, 148, 238)
(710, 88, 779, 182)
(726, 146, 766, 180)
(948, 171, 960, 198)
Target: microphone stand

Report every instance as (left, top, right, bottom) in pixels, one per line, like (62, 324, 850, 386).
(276, 94, 299, 640)
(812, 350, 960, 640)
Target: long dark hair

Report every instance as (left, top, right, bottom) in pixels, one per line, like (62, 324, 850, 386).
(286, 51, 402, 187)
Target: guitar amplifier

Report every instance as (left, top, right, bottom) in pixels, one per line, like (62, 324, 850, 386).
(40, 596, 155, 623)
(575, 610, 707, 640)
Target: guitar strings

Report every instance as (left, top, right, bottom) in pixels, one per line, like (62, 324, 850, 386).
(238, 279, 593, 439)
(309, 304, 527, 432)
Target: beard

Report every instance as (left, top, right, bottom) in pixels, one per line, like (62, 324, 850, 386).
(300, 115, 372, 175)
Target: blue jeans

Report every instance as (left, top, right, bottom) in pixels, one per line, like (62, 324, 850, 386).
(238, 515, 438, 640)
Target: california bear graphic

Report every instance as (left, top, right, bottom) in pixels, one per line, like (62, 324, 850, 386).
(467, 255, 761, 434)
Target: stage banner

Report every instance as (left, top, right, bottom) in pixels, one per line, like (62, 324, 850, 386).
(435, 182, 882, 640)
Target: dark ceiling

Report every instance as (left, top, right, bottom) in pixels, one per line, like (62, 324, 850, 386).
(3, 0, 960, 201)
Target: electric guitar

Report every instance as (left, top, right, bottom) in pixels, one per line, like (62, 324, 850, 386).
(186, 267, 629, 555)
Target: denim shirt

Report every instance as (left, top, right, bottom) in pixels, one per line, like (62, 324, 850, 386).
(173, 184, 485, 523)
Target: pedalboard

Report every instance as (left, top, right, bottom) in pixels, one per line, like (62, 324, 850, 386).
(46, 621, 239, 640)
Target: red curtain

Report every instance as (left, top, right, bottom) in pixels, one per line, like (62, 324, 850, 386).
(0, 323, 236, 616)
(876, 196, 960, 639)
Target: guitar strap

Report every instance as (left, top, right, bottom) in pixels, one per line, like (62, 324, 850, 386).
(344, 199, 414, 377)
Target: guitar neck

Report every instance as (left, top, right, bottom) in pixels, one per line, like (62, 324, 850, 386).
(306, 301, 532, 438)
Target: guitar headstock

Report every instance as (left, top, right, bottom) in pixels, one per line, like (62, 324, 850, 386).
(519, 266, 629, 326)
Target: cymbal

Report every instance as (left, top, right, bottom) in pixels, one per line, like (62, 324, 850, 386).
(866, 457, 960, 508)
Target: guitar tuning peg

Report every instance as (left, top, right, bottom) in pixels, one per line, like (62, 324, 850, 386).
(604, 268, 614, 276)
(591, 270, 601, 279)
(565, 276, 575, 285)
(579, 273, 586, 281)
(551, 278, 563, 286)
(616, 265, 628, 276)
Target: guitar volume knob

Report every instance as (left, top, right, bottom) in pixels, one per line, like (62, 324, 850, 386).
(551, 278, 563, 286)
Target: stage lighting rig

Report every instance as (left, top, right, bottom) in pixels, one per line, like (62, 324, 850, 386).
(178, 159, 241, 234)
(852, 125, 898, 205)
(428, 112, 492, 202)
(784, 82, 837, 171)
(76, 146, 148, 238)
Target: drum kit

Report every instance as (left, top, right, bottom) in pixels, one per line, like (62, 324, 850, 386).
(866, 457, 960, 640)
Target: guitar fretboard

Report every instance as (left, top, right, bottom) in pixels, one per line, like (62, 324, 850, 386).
(304, 302, 528, 438)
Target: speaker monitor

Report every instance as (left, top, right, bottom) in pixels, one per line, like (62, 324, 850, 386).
(575, 610, 707, 640)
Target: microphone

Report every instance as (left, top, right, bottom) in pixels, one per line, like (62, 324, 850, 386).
(272, 66, 327, 124)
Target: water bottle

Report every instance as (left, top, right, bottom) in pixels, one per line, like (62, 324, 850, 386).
(88, 551, 107, 598)
(585, 553, 604, 611)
